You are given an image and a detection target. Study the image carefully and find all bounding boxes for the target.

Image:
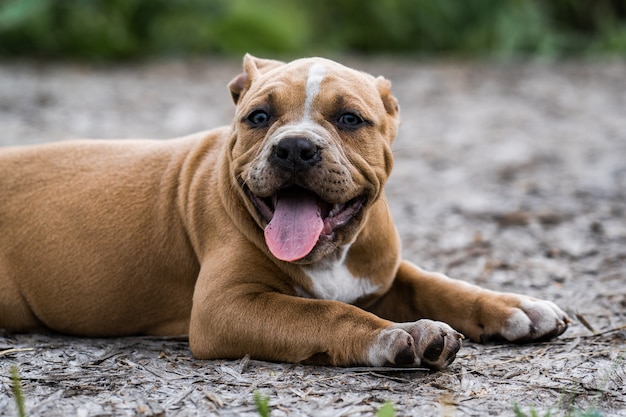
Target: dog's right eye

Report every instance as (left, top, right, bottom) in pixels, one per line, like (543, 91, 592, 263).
(337, 112, 367, 129)
(246, 110, 270, 127)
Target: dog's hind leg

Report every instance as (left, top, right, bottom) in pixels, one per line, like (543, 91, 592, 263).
(0, 265, 43, 331)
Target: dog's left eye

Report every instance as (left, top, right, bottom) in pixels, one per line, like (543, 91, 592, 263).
(246, 110, 270, 127)
(337, 112, 365, 128)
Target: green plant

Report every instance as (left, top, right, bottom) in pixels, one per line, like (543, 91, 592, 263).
(254, 391, 270, 417)
(513, 403, 604, 417)
(574, 410, 603, 417)
(513, 404, 550, 417)
(10, 366, 27, 417)
(377, 401, 396, 417)
(2, 0, 626, 59)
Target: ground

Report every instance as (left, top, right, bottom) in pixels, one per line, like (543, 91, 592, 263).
(0, 57, 625, 416)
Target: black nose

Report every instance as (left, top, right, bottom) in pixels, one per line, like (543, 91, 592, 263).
(271, 137, 321, 171)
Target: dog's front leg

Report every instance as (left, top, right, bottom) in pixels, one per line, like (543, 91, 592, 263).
(188, 266, 461, 368)
(368, 261, 569, 343)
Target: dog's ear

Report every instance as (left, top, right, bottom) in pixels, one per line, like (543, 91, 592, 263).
(375, 76, 400, 117)
(228, 54, 285, 104)
(228, 72, 248, 105)
(244, 54, 285, 75)
(376, 76, 401, 144)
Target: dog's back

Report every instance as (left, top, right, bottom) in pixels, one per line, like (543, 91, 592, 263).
(0, 132, 222, 336)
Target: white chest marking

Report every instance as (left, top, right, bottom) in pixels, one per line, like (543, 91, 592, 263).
(304, 63, 326, 121)
(300, 251, 380, 304)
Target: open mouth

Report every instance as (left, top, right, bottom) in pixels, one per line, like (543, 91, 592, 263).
(246, 186, 366, 262)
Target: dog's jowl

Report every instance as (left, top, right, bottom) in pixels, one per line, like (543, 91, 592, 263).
(0, 55, 569, 369)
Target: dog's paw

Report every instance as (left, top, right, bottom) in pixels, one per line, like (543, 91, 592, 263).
(476, 294, 570, 343)
(368, 320, 463, 370)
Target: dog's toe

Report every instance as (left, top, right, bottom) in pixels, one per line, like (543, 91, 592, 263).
(368, 327, 416, 366)
(368, 320, 463, 370)
(397, 320, 463, 370)
(500, 298, 570, 343)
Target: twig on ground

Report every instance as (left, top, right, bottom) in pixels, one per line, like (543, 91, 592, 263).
(0, 348, 35, 358)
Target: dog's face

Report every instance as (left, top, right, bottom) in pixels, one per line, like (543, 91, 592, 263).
(228, 55, 400, 264)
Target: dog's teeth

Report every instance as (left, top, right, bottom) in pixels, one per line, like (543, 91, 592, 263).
(328, 203, 345, 217)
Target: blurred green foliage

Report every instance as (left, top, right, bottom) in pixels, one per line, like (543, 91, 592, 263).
(0, 0, 625, 60)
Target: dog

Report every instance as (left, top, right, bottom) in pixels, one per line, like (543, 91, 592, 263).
(0, 55, 568, 369)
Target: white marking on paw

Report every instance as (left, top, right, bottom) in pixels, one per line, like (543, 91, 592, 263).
(502, 308, 533, 341)
(502, 298, 568, 341)
(368, 328, 413, 366)
(522, 298, 567, 334)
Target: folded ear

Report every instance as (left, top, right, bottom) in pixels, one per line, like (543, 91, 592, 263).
(375, 76, 400, 117)
(375, 76, 400, 142)
(228, 54, 285, 104)
(244, 53, 285, 75)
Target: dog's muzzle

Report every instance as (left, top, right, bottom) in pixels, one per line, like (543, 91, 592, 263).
(244, 136, 366, 262)
(270, 136, 321, 173)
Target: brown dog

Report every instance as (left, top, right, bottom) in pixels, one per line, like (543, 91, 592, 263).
(0, 55, 568, 369)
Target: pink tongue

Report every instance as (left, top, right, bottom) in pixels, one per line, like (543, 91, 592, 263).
(264, 188, 324, 262)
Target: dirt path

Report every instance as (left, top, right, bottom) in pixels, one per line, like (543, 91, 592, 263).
(1, 57, 625, 416)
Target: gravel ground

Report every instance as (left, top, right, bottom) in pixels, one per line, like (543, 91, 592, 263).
(0, 56, 625, 416)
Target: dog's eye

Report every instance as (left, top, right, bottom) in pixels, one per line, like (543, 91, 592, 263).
(246, 110, 270, 127)
(337, 112, 365, 128)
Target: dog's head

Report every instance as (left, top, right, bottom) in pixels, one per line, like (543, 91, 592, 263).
(227, 54, 400, 264)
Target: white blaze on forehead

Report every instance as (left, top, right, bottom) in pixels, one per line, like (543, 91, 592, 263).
(255, 62, 331, 169)
(303, 63, 326, 121)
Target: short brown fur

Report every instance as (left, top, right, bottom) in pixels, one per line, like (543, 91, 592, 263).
(0, 55, 568, 368)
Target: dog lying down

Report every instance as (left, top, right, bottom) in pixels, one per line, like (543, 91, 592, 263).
(0, 55, 568, 369)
